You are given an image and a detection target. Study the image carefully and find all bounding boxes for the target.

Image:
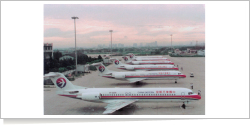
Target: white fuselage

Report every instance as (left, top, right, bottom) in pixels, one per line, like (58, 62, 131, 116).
(133, 58, 170, 61)
(134, 56, 163, 58)
(125, 55, 163, 58)
(59, 88, 200, 103)
(102, 70, 186, 81)
(118, 65, 178, 71)
(127, 61, 174, 65)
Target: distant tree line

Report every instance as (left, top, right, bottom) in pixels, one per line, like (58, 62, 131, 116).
(44, 51, 103, 74)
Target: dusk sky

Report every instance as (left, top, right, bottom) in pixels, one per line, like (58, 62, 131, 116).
(44, 4, 205, 48)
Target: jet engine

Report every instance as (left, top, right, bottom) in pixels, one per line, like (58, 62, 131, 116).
(112, 73, 126, 79)
(79, 92, 100, 101)
(132, 61, 140, 65)
(126, 66, 134, 70)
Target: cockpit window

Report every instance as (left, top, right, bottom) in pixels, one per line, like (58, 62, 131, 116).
(188, 92, 193, 95)
(178, 73, 181, 75)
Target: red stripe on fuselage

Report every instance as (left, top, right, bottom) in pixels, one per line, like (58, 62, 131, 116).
(135, 59, 170, 61)
(125, 75, 186, 78)
(139, 63, 174, 64)
(101, 95, 201, 100)
(134, 68, 178, 70)
(102, 75, 186, 78)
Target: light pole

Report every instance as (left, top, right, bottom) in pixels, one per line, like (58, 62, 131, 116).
(72, 16, 79, 75)
(109, 30, 113, 56)
(170, 34, 173, 51)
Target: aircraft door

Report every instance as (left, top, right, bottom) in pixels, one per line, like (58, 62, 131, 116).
(99, 93, 101, 99)
(181, 92, 185, 100)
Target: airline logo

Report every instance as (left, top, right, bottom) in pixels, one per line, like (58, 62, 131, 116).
(99, 65, 105, 72)
(130, 54, 134, 58)
(56, 77, 66, 88)
(124, 57, 128, 61)
(115, 60, 119, 65)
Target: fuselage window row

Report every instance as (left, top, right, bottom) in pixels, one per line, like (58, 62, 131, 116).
(102, 93, 176, 96)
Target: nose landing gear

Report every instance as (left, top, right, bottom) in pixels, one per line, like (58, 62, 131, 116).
(181, 102, 186, 109)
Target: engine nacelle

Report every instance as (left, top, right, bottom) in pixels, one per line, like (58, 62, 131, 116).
(112, 73, 126, 79)
(126, 66, 134, 70)
(80, 92, 100, 101)
(132, 61, 140, 65)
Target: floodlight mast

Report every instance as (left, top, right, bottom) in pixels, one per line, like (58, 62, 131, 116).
(170, 34, 173, 51)
(72, 16, 79, 75)
(109, 30, 113, 57)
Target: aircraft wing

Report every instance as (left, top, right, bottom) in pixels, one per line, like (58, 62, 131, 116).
(102, 99, 137, 114)
(126, 78, 146, 83)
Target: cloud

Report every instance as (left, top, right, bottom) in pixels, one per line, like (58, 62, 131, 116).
(44, 4, 205, 48)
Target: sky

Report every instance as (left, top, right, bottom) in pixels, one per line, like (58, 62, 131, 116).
(44, 4, 205, 48)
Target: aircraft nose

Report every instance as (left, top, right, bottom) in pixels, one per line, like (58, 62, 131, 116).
(176, 67, 179, 70)
(183, 74, 186, 78)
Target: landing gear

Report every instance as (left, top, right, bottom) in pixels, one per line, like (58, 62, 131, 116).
(118, 108, 124, 111)
(181, 102, 186, 109)
(135, 81, 141, 85)
(175, 81, 177, 83)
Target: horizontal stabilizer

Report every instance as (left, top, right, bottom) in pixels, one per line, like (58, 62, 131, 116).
(91, 63, 102, 66)
(44, 72, 61, 79)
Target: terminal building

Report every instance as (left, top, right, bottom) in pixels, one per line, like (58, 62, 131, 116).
(44, 43, 53, 59)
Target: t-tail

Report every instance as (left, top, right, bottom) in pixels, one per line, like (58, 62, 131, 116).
(91, 63, 115, 76)
(126, 53, 136, 60)
(44, 72, 86, 96)
(122, 56, 133, 64)
(110, 58, 128, 67)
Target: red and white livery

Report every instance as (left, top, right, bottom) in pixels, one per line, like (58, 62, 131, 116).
(91, 63, 185, 83)
(111, 58, 178, 71)
(125, 54, 169, 61)
(44, 72, 201, 114)
(127, 53, 163, 58)
(123, 56, 174, 65)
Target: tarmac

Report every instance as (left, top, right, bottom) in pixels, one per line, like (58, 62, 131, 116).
(44, 55, 205, 115)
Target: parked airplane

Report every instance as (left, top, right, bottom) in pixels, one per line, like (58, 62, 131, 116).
(110, 58, 178, 71)
(131, 57, 170, 61)
(126, 53, 163, 58)
(44, 72, 201, 114)
(123, 56, 174, 65)
(91, 63, 185, 83)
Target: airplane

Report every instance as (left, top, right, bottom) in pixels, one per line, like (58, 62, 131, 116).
(123, 56, 174, 65)
(110, 58, 179, 71)
(91, 63, 185, 83)
(44, 72, 201, 114)
(124, 54, 169, 61)
(126, 53, 163, 58)
(128, 56, 170, 61)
